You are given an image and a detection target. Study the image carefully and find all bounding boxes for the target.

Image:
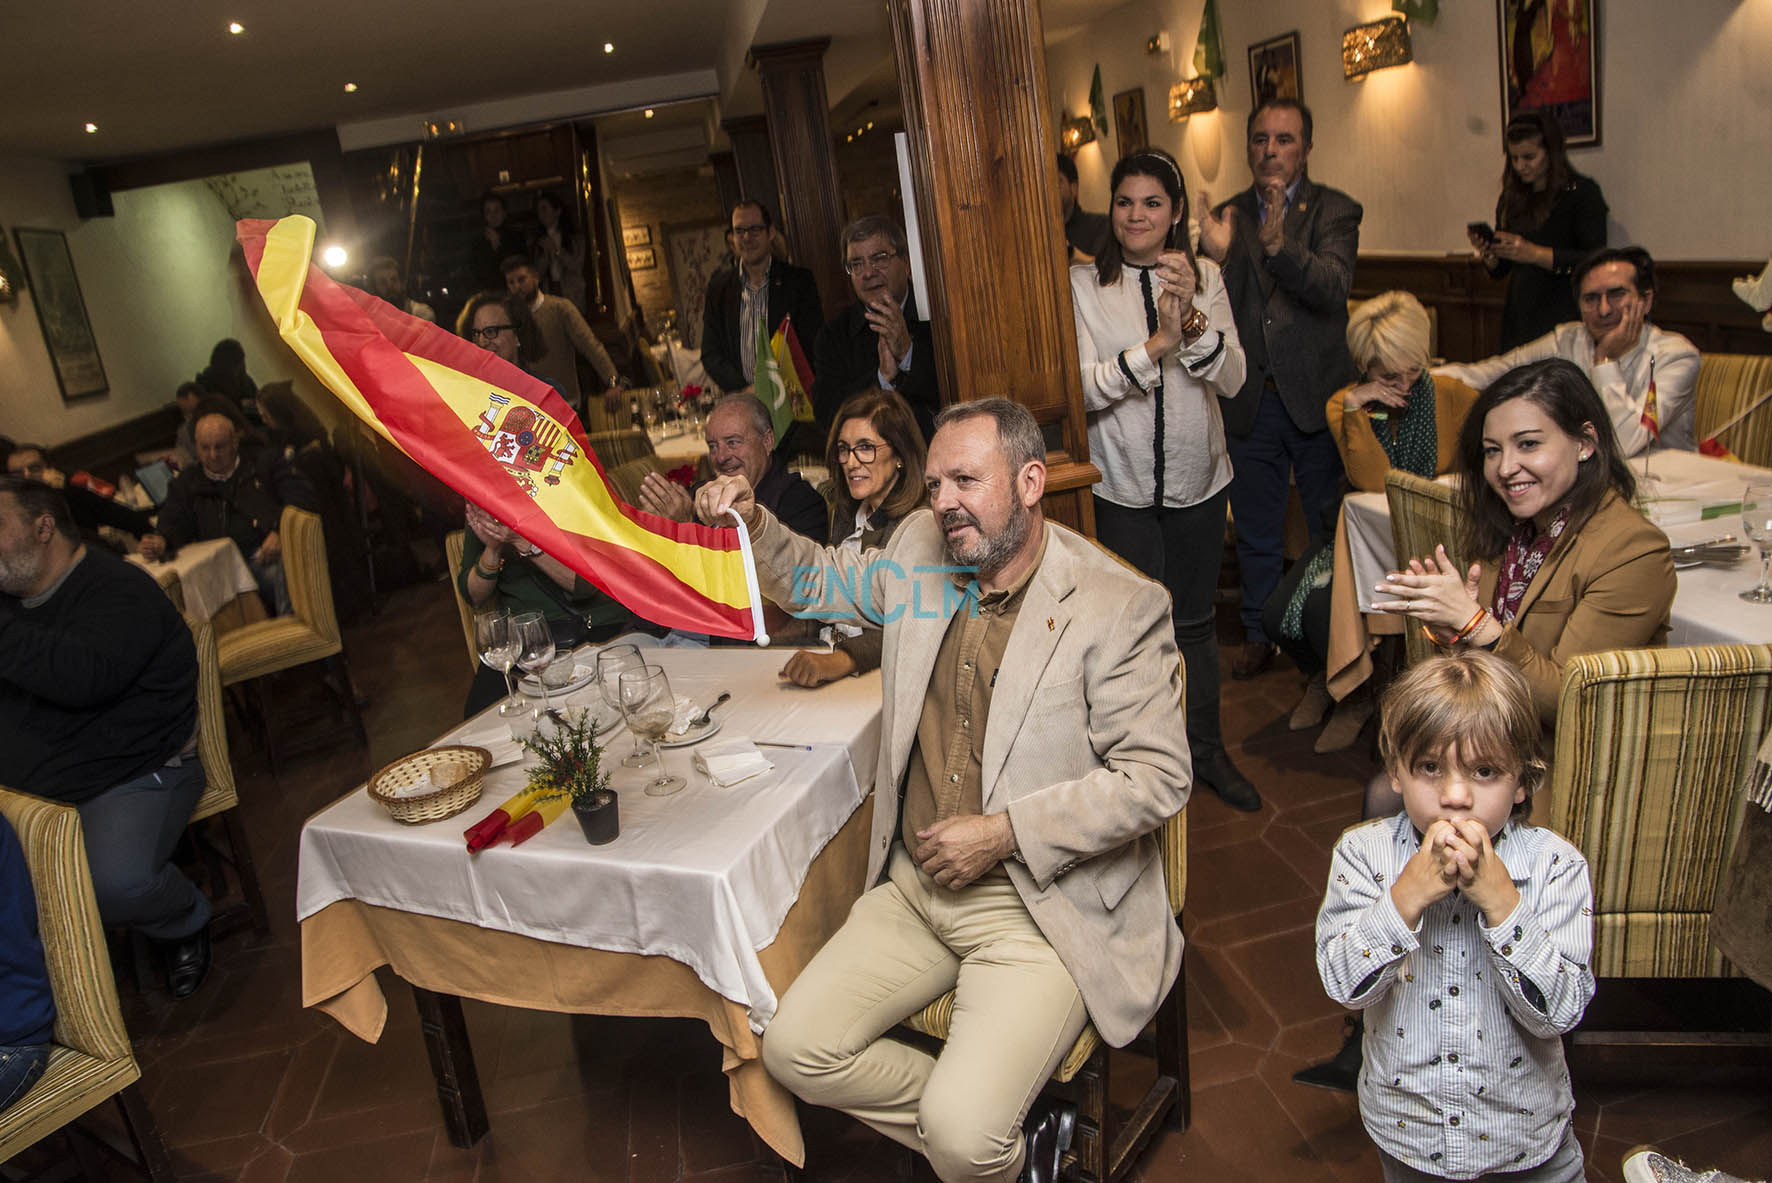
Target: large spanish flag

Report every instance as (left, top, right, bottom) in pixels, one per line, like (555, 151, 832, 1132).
(239, 215, 764, 641)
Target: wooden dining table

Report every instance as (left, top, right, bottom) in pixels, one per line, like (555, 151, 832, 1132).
(1325, 449, 1772, 699)
(297, 644, 884, 1165)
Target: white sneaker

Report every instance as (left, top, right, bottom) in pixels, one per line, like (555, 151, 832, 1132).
(1623, 1145, 1761, 1183)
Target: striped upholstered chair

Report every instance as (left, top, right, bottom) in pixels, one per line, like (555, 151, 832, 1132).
(0, 789, 172, 1179)
(216, 505, 366, 770)
(1384, 471, 1462, 668)
(1545, 644, 1772, 978)
(443, 530, 480, 675)
(184, 614, 269, 936)
(896, 802, 1189, 1183)
(586, 427, 658, 468)
(1694, 353, 1772, 468)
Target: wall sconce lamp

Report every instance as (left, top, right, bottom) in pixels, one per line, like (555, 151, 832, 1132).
(1168, 76, 1218, 122)
(1343, 14, 1413, 79)
(1060, 116, 1097, 152)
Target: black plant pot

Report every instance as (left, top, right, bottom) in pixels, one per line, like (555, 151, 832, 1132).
(572, 789, 619, 844)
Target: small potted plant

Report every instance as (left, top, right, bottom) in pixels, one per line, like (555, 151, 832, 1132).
(519, 709, 617, 844)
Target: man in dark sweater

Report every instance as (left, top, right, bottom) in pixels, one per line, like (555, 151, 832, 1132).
(139, 408, 316, 614)
(0, 478, 213, 998)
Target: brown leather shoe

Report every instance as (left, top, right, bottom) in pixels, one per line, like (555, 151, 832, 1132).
(1231, 641, 1277, 680)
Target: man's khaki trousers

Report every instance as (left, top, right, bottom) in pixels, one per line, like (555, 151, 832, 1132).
(763, 846, 1088, 1183)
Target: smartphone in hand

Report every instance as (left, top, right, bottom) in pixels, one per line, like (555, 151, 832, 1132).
(1467, 221, 1496, 244)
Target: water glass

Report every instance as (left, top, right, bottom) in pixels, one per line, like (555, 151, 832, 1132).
(511, 611, 556, 715)
(473, 608, 522, 716)
(596, 642, 650, 767)
(1741, 481, 1772, 603)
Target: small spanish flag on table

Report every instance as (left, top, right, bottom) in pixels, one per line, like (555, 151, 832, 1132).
(238, 215, 766, 641)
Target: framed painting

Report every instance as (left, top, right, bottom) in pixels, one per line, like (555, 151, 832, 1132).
(13, 227, 108, 401)
(622, 224, 652, 248)
(1112, 88, 1149, 157)
(1497, 0, 1600, 146)
(626, 246, 657, 272)
(1248, 32, 1303, 110)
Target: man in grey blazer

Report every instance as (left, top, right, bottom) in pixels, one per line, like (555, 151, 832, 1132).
(696, 399, 1190, 1183)
(1198, 99, 1362, 680)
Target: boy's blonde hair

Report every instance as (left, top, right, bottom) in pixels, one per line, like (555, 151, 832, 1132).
(1378, 651, 1546, 816)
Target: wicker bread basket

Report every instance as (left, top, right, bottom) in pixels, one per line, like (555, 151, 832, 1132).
(367, 745, 492, 823)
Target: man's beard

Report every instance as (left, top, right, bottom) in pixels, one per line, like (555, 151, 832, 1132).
(941, 502, 1030, 577)
(0, 546, 43, 597)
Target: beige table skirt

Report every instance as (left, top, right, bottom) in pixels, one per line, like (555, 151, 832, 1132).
(1326, 511, 1404, 702)
(301, 795, 875, 1165)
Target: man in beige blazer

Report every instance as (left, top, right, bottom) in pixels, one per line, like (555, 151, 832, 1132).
(695, 399, 1191, 1183)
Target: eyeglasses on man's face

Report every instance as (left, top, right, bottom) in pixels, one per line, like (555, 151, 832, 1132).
(731, 224, 769, 240)
(843, 250, 899, 275)
(835, 441, 885, 463)
(472, 323, 516, 342)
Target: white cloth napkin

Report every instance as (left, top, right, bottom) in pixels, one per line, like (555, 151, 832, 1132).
(693, 736, 774, 787)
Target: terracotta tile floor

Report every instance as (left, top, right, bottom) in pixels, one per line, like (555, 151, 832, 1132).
(16, 583, 1771, 1182)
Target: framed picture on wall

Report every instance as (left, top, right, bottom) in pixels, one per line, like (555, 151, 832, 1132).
(626, 246, 658, 272)
(1248, 31, 1303, 110)
(1112, 88, 1149, 156)
(1497, 0, 1601, 146)
(622, 224, 652, 248)
(13, 227, 108, 401)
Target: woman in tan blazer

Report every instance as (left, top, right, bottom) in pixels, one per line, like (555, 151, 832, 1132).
(1372, 357, 1675, 723)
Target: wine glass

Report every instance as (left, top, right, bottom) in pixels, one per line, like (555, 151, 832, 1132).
(1740, 481, 1772, 603)
(618, 664, 685, 796)
(596, 642, 650, 767)
(511, 611, 556, 716)
(473, 608, 522, 716)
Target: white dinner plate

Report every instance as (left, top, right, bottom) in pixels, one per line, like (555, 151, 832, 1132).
(658, 717, 724, 748)
(520, 663, 597, 696)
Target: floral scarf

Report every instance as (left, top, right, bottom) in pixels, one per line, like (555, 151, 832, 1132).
(1491, 506, 1569, 625)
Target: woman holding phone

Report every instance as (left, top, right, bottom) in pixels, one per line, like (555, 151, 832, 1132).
(1470, 110, 1608, 350)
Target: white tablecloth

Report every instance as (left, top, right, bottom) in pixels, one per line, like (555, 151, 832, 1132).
(296, 647, 882, 1031)
(127, 537, 258, 621)
(1342, 450, 1772, 647)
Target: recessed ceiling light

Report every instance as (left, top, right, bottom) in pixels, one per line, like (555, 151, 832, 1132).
(84, 122, 98, 134)
(344, 82, 359, 93)
(644, 108, 654, 118)
(603, 42, 614, 53)
(227, 20, 245, 34)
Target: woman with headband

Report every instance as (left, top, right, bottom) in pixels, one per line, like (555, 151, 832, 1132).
(1069, 147, 1260, 812)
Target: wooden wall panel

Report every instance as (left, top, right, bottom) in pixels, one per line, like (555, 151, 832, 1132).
(748, 42, 848, 326)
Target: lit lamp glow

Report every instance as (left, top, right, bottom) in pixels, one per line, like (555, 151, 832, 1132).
(1167, 77, 1218, 122)
(321, 244, 349, 269)
(1060, 116, 1096, 152)
(1342, 15, 1413, 79)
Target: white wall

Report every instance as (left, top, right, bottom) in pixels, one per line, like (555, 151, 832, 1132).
(1047, 0, 1772, 259)
(0, 156, 297, 448)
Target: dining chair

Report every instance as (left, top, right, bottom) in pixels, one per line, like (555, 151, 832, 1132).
(896, 802, 1190, 1183)
(442, 530, 480, 675)
(183, 613, 269, 936)
(216, 505, 366, 772)
(0, 787, 173, 1181)
(1546, 643, 1772, 979)
(606, 455, 668, 508)
(1384, 470, 1462, 668)
(587, 428, 657, 468)
(1693, 353, 1772, 468)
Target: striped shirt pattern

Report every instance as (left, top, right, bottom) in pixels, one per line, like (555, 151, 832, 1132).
(1315, 813, 1596, 1179)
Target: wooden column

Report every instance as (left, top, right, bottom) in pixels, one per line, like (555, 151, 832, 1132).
(709, 150, 742, 217)
(887, 0, 1098, 532)
(720, 115, 779, 215)
(748, 40, 848, 324)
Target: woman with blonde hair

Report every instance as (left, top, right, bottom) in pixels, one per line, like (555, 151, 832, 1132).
(1267, 291, 1479, 743)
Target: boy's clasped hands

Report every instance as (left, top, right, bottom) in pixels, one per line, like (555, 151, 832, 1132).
(1392, 819, 1522, 930)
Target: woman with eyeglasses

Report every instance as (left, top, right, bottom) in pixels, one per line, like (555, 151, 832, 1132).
(1070, 147, 1260, 812)
(778, 388, 929, 688)
(453, 290, 630, 716)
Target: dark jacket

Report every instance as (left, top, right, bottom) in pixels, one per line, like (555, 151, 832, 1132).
(0, 550, 197, 804)
(155, 446, 317, 559)
(1065, 206, 1111, 258)
(700, 260, 824, 394)
(1213, 177, 1363, 437)
(811, 290, 941, 444)
(829, 504, 917, 675)
(754, 464, 830, 545)
(1489, 173, 1609, 351)
(0, 814, 54, 1047)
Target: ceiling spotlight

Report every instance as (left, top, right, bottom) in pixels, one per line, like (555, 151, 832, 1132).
(344, 82, 359, 93)
(84, 122, 98, 134)
(227, 20, 244, 34)
(321, 244, 349, 269)
(603, 42, 614, 54)
(644, 108, 654, 118)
